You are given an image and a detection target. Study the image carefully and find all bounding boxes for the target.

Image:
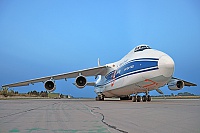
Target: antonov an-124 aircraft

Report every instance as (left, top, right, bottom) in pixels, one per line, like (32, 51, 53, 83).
(2, 44, 197, 102)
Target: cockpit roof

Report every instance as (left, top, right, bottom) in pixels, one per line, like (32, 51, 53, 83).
(134, 44, 151, 52)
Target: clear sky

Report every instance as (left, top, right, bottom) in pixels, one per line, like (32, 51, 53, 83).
(0, 0, 200, 97)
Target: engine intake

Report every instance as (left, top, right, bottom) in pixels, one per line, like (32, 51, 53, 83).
(75, 75, 87, 88)
(168, 79, 184, 90)
(44, 80, 56, 92)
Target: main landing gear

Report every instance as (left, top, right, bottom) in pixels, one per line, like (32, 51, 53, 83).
(132, 94, 151, 102)
(95, 93, 152, 102)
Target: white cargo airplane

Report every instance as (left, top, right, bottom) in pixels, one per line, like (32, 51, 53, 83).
(2, 44, 197, 102)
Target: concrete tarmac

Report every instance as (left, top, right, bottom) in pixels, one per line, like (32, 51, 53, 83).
(0, 99, 199, 133)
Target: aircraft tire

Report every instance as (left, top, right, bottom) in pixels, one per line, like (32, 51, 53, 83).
(95, 96, 100, 101)
(132, 96, 136, 102)
(96, 94, 104, 101)
(142, 95, 147, 102)
(137, 96, 141, 102)
(129, 96, 132, 100)
(147, 95, 151, 102)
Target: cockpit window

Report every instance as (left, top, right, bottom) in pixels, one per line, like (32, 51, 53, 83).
(134, 45, 151, 52)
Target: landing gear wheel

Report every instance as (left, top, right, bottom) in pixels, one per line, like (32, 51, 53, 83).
(147, 95, 151, 102)
(129, 96, 132, 100)
(132, 96, 136, 102)
(95, 96, 100, 101)
(142, 95, 147, 102)
(96, 95, 104, 101)
(137, 96, 141, 102)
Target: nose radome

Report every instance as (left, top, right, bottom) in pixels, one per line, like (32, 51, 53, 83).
(158, 55, 175, 77)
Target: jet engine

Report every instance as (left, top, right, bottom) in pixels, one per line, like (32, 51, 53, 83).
(75, 75, 87, 88)
(168, 79, 184, 90)
(44, 80, 56, 92)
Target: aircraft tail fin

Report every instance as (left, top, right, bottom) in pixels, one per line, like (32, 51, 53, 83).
(98, 58, 101, 66)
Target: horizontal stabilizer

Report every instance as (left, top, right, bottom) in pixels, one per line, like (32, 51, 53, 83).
(172, 77, 197, 87)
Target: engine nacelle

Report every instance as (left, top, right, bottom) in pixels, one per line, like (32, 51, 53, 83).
(44, 80, 56, 92)
(75, 75, 87, 89)
(168, 79, 184, 90)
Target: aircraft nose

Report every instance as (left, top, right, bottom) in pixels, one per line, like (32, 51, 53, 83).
(158, 55, 175, 77)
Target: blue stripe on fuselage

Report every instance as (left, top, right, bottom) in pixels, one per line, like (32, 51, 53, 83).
(98, 58, 159, 87)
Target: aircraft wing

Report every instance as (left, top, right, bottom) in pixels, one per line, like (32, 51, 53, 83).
(2, 66, 109, 88)
(172, 77, 197, 86)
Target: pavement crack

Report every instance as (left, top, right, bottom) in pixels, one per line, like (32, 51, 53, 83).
(0, 102, 59, 119)
(84, 104, 128, 133)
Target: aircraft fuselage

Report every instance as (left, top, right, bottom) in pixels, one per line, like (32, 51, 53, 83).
(95, 47, 174, 98)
